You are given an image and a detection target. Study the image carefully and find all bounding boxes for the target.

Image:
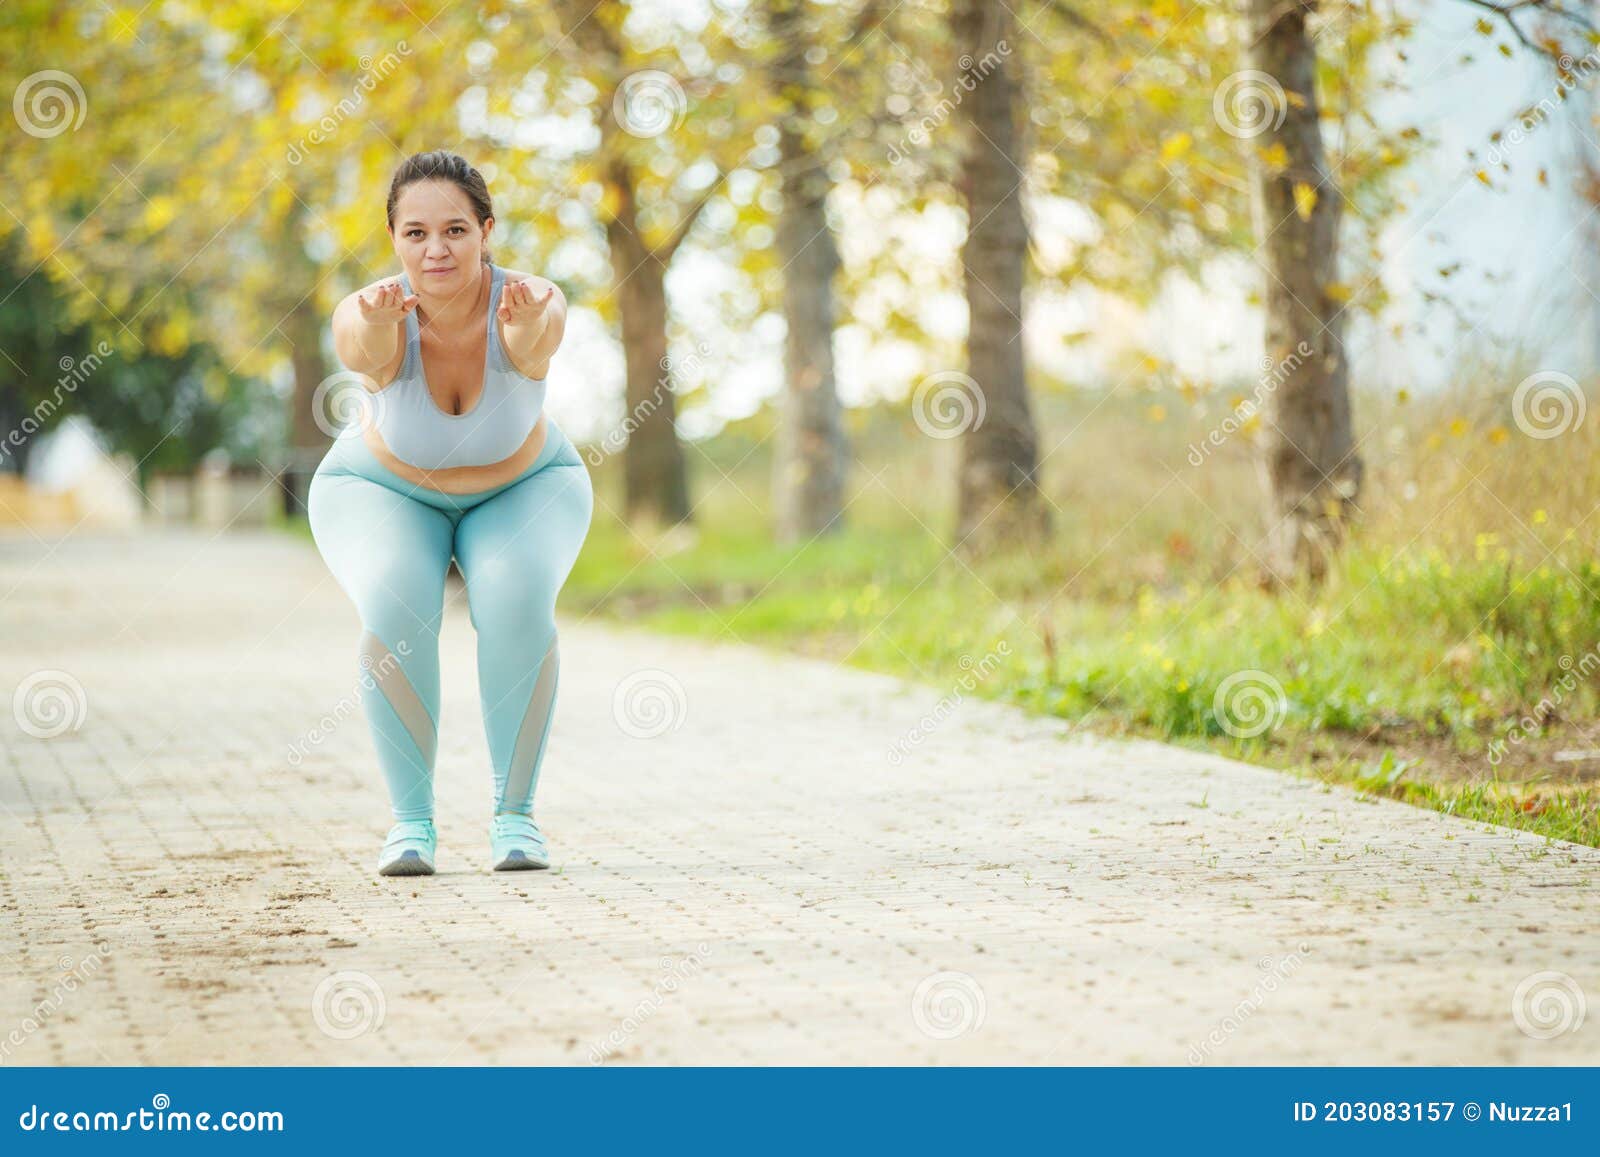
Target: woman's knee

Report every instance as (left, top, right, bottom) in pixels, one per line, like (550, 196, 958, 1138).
(465, 565, 558, 642)
(348, 561, 445, 640)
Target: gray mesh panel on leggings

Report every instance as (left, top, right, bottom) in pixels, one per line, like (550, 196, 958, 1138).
(501, 635, 559, 812)
(359, 629, 437, 770)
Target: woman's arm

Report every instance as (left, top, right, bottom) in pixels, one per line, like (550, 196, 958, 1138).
(332, 279, 417, 385)
(498, 273, 567, 380)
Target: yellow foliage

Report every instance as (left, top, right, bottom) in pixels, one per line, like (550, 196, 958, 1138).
(1257, 142, 1290, 172)
(143, 195, 180, 233)
(1292, 182, 1317, 222)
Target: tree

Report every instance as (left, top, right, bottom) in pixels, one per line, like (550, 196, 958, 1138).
(951, 0, 1048, 551)
(1247, 0, 1361, 585)
(765, 0, 851, 542)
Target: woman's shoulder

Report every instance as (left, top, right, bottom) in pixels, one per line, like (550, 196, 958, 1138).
(496, 267, 561, 296)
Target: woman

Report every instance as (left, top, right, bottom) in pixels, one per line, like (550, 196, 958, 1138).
(308, 150, 594, 877)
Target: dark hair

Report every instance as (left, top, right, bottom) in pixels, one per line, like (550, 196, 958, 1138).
(386, 150, 495, 265)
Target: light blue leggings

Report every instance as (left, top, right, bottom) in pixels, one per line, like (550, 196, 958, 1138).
(306, 421, 594, 822)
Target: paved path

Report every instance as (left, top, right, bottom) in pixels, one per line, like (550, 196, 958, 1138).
(0, 528, 1596, 1065)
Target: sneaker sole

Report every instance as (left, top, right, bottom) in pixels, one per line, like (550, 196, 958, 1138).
(492, 849, 549, 871)
(378, 849, 436, 877)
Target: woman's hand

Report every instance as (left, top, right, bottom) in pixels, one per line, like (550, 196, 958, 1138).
(498, 277, 556, 331)
(355, 281, 419, 326)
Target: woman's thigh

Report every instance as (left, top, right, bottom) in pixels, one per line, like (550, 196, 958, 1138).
(452, 460, 595, 628)
(308, 466, 457, 631)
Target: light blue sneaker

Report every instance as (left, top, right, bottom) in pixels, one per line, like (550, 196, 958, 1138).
(490, 812, 549, 871)
(378, 819, 436, 876)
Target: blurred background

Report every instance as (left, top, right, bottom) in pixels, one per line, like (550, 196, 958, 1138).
(3, 0, 1600, 842)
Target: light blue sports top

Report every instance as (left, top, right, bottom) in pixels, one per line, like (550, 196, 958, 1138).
(367, 263, 547, 470)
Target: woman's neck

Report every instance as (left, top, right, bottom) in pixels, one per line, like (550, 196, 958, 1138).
(416, 264, 490, 339)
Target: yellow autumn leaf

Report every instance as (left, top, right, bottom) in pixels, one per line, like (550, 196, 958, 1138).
(1293, 182, 1317, 221)
(1323, 281, 1353, 302)
(1258, 142, 1289, 171)
(143, 195, 179, 233)
(1475, 169, 1491, 186)
(1160, 132, 1192, 162)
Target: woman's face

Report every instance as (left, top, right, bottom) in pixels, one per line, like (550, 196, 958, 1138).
(390, 179, 493, 292)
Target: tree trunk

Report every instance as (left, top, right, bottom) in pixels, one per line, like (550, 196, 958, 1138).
(951, 0, 1047, 551)
(1249, 0, 1361, 584)
(606, 157, 690, 526)
(282, 290, 330, 518)
(0, 391, 30, 476)
(770, 0, 847, 542)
